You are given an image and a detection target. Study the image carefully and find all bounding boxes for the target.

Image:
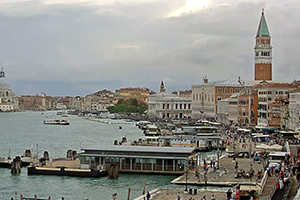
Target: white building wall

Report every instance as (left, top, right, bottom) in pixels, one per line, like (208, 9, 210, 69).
(191, 84, 215, 119)
(148, 93, 192, 119)
(228, 100, 238, 122)
(217, 96, 238, 125)
(217, 99, 229, 125)
(0, 104, 13, 111)
(288, 91, 300, 131)
(0, 81, 18, 111)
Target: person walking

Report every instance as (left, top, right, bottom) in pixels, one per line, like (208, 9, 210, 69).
(235, 161, 239, 172)
(146, 191, 151, 200)
(177, 192, 181, 200)
(226, 189, 232, 200)
(297, 172, 300, 188)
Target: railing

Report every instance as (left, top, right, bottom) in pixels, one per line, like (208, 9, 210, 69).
(118, 163, 185, 172)
(258, 169, 269, 195)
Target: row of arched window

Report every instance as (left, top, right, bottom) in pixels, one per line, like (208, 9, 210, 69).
(256, 51, 270, 57)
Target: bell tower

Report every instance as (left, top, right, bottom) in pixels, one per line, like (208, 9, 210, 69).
(160, 80, 166, 93)
(254, 9, 272, 81)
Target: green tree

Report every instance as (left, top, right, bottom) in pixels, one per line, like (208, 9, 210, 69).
(130, 98, 139, 107)
(108, 99, 148, 114)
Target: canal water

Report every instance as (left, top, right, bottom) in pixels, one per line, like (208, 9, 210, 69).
(0, 112, 218, 199)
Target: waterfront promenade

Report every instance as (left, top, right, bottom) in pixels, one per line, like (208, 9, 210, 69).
(135, 188, 227, 200)
(172, 156, 264, 186)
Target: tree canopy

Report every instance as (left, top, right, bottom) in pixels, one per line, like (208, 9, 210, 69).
(107, 98, 147, 114)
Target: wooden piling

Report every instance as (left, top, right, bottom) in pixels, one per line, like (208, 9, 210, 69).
(43, 151, 49, 161)
(24, 149, 32, 157)
(67, 150, 72, 159)
(11, 156, 22, 174)
(108, 163, 119, 178)
(127, 187, 131, 200)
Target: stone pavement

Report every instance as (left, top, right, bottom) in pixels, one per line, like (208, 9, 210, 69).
(134, 188, 227, 200)
(172, 156, 264, 186)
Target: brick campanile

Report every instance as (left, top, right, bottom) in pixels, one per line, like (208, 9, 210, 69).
(254, 9, 272, 81)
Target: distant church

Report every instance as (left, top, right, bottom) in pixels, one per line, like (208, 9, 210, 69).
(160, 80, 166, 93)
(0, 68, 18, 111)
(254, 9, 272, 81)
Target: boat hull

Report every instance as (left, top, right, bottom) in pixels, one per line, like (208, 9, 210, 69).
(27, 167, 106, 178)
(0, 160, 30, 169)
(0, 161, 11, 168)
(43, 119, 70, 125)
(43, 122, 70, 125)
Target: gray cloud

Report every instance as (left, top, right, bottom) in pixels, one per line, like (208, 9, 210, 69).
(0, 0, 299, 96)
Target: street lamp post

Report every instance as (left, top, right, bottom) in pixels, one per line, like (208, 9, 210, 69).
(185, 163, 188, 191)
(217, 148, 220, 170)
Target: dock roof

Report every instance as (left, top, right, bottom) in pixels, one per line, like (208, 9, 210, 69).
(81, 145, 196, 154)
(80, 145, 198, 160)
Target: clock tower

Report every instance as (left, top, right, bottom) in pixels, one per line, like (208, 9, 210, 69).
(254, 9, 272, 81)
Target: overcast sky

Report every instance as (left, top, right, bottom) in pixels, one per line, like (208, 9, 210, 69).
(0, 0, 299, 96)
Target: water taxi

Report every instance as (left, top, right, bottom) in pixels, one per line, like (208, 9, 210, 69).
(43, 119, 70, 125)
(27, 166, 106, 177)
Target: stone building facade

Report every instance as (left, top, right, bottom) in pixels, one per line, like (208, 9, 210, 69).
(148, 93, 191, 119)
(288, 89, 300, 131)
(0, 69, 18, 111)
(191, 79, 248, 119)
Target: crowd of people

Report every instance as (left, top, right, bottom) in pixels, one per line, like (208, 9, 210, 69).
(122, 126, 300, 200)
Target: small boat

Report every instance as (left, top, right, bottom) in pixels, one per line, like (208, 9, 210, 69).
(43, 119, 70, 125)
(0, 157, 13, 168)
(0, 157, 31, 168)
(27, 166, 107, 177)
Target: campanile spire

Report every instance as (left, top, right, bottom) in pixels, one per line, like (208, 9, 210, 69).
(254, 9, 272, 81)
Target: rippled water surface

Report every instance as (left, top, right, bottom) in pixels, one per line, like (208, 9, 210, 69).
(0, 112, 176, 199)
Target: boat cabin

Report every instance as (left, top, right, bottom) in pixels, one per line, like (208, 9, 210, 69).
(144, 124, 160, 136)
(138, 136, 159, 145)
(158, 135, 222, 150)
(181, 126, 218, 135)
(136, 121, 151, 130)
(79, 146, 199, 174)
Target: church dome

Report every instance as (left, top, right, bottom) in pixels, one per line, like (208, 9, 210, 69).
(0, 79, 11, 89)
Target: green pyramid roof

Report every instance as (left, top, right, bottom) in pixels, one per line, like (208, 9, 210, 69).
(256, 10, 270, 37)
